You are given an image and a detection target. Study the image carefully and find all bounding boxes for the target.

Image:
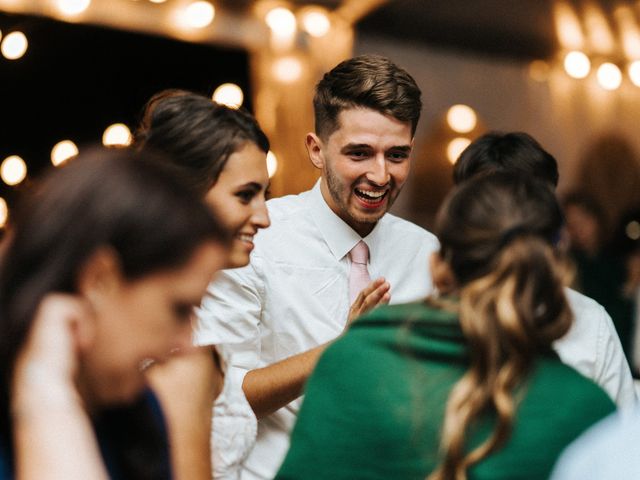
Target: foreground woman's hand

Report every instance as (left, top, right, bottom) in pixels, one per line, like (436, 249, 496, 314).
(11, 293, 109, 480)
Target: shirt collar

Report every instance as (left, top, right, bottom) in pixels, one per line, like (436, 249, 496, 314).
(306, 179, 387, 261)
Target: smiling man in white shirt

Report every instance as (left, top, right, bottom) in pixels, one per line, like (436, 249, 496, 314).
(194, 55, 439, 479)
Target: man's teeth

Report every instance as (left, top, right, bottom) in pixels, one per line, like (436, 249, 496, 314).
(355, 188, 386, 199)
(238, 234, 253, 242)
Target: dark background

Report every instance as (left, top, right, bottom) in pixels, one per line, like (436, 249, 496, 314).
(0, 11, 250, 206)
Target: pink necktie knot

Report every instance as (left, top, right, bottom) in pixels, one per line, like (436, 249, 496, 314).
(348, 241, 371, 303)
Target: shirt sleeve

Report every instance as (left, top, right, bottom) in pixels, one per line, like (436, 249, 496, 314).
(194, 259, 266, 479)
(593, 303, 638, 409)
(211, 359, 258, 480)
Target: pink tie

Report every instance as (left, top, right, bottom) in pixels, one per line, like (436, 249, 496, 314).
(349, 240, 371, 304)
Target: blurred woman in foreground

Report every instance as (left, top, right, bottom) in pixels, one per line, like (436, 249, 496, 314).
(276, 174, 615, 480)
(0, 149, 228, 479)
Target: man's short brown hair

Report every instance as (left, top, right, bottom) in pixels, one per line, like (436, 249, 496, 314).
(313, 54, 422, 140)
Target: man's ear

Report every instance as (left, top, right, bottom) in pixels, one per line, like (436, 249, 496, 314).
(305, 133, 324, 170)
(76, 247, 123, 305)
(429, 251, 456, 295)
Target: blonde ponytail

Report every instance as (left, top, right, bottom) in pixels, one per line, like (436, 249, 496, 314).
(428, 236, 572, 480)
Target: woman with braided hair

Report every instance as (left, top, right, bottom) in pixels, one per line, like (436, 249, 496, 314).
(275, 173, 615, 480)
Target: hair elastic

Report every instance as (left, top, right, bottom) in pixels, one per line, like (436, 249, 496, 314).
(498, 225, 533, 249)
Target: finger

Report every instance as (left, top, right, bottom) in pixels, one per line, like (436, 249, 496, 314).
(361, 282, 390, 309)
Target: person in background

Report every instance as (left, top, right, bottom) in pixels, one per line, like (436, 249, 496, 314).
(0, 148, 229, 479)
(276, 173, 615, 480)
(562, 192, 636, 367)
(134, 88, 273, 479)
(451, 131, 636, 408)
(610, 208, 640, 375)
(195, 54, 436, 479)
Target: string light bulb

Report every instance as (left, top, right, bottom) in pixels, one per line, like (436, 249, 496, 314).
(102, 123, 132, 147)
(300, 8, 331, 37)
(446, 104, 477, 133)
(1, 155, 27, 186)
(267, 151, 278, 178)
(1, 31, 28, 60)
(212, 83, 244, 109)
(272, 56, 302, 83)
(55, 0, 91, 16)
(0, 197, 7, 228)
(51, 140, 79, 166)
(597, 62, 622, 90)
(564, 50, 591, 79)
(446, 138, 471, 165)
(265, 7, 297, 37)
(181, 1, 215, 29)
(628, 61, 640, 87)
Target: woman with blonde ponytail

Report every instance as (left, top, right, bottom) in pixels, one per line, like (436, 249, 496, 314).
(275, 173, 615, 480)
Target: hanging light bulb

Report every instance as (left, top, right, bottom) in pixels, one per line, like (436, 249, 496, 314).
(446, 105, 477, 134)
(1, 155, 27, 186)
(446, 138, 471, 165)
(55, 0, 91, 16)
(597, 62, 622, 90)
(102, 123, 132, 147)
(51, 140, 79, 166)
(300, 8, 331, 37)
(181, 1, 215, 29)
(212, 83, 244, 109)
(1, 31, 28, 60)
(564, 51, 591, 79)
(266, 151, 278, 178)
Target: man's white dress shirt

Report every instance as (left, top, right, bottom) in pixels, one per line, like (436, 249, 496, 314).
(195, 181, 438, 479)
(195, 181, 636, 480)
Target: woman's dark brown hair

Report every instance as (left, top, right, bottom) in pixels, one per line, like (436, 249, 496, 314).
(428, 173, 572, 480)
(135, 89, 269, 196)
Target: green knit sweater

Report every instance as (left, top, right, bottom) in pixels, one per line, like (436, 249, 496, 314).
(276, 303, 616, 480)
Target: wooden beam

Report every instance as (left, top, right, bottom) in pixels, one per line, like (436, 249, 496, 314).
(334, 0, 388, 24)
(0, 0, 269, 50)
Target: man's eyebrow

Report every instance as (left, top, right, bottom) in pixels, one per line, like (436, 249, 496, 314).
(388, 145, 412, 152)
(340, 143, 372, 153)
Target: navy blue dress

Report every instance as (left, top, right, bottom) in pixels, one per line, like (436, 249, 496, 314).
(0, 388, 172, 480)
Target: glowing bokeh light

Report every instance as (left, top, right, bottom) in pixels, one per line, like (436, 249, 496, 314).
(553, 1, 584, 50)
(267, 151, 278, 178)
(597, 62, 622, 90)
(181, 1, 215, 28)
(0, 197, 7, 228)
(614, 5, 640, 60)
(212, 83, 244, 109)
(628, 61, 640, 87)
(265, 7, 297, 36)
(102, 123, 132, 147)
(529, 60, 551, 82)
(446, 104, 477, 134)
(272, 57, 302, 83)
(583, 2, 615, 54)
(1, 32, 28, 60)
(1, 155, 27, 186)
(446, 138, 471, 165)
(564, 51, 591, 79)
(626, 220, 640, 240)
(51, 140, 79, 166)
(55, 0, 91, 15)
(301, 9, 331, 37)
